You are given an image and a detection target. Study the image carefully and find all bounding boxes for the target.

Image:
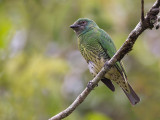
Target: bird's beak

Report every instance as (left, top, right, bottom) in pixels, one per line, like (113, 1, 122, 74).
(70, 24, 80, 29)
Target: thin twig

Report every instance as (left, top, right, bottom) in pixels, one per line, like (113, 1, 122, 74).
(141, 0, 145, 22)
(49, 0, 160, 120)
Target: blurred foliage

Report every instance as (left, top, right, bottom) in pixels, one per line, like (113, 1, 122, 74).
(0, 0, 160, 120)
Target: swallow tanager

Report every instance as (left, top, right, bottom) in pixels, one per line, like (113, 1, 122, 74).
(70, 18, 140, 105)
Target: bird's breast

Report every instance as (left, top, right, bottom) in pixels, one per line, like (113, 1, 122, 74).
(88, 57, 106, 77)
(79, 42, 118, 79)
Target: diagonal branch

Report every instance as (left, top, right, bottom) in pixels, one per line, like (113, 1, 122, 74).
(49, 0, 160, 120)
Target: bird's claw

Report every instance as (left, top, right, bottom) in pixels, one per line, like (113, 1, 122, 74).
(104, 61, 110, 69)
(87, 81, 98, 90)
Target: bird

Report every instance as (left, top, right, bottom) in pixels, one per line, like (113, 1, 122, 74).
(70, 18, 140, 105)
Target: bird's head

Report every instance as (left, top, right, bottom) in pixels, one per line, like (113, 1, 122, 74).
(70, 18, 99, 36)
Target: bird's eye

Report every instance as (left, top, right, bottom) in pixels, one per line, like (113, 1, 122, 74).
(80, 21, 86, 25)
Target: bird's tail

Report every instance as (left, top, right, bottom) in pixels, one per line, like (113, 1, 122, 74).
(122, 83, 140, 105)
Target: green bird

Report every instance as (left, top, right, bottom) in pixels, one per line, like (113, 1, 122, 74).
(70, 18, 140, 105)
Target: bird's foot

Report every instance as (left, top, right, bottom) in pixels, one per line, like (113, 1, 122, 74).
(87, 81, 98, 90)
(104, 61, 110, 69)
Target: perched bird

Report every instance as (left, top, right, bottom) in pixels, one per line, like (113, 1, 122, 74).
(70, 18, 140, 105)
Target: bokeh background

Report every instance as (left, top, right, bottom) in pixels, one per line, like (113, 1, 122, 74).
(0, 0, 160, 120)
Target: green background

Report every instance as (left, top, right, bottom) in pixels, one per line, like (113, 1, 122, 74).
(0, 0, 160, 120)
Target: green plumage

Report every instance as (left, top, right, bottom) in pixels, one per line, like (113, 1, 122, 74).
(70, 18, 140, 105)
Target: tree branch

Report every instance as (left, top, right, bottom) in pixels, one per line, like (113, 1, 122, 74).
(49, 0, 160, 120)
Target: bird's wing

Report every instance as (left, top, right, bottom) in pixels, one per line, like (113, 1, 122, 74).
(98, 29, 127, 77)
